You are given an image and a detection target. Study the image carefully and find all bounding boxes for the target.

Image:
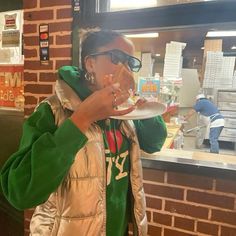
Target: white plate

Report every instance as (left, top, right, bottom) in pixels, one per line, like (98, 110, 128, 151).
(110, 101, 166, 120)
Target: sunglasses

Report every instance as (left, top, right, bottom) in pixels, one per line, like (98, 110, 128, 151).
(89, 49, 142, 72)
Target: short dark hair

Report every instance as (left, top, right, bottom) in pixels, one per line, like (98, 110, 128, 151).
(81, 30, 124, 71)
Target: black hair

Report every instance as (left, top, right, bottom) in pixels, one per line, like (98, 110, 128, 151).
(81, 30, 124, 71)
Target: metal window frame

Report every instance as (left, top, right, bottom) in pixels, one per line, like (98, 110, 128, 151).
(0, 0, 22, 12)
(72, 0, 236, 65)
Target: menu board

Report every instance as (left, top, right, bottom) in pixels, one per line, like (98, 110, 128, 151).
(137, 77, 160, 97)
(0, 65, 24, 109)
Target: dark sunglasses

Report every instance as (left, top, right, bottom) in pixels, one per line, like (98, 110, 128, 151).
(89, 49, 142, 72)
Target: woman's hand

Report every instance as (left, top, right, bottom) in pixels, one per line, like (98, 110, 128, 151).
(70, 83, 135, 132)
(134, 98, 147, 107)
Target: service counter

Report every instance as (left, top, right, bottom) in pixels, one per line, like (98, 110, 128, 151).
(141, 148, 236, 235)
(142, 148, 236, 178)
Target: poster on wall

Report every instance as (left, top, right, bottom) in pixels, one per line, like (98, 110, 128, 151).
(39, 24, 49, 64)
(4, 13, 17, 30)
(0, 65, 24, 110)
(138, 77, 160, 97)
(2, 30, 20, 47)
(73, 0, 80, 12)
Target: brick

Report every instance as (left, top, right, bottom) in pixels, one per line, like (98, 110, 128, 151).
(25, 96, 38, 105)
(143, 168, 165, 183)
(216, 179, 236, 195)
(153, 212, 172, 226)
(187, 190, 235, 209)
(23, 0, 37, 9)
(24, 72, 37, 82)
(50, 22, 72, 33)
(146, 210, 151, 222)
(24, 230, 30, 236)
(24, 49, 38, 58)
(24, 209, 34, 220)
(24, 36, 39, 46)
(24, 61, 53, 71)
(221, 226, 236, 236)
(174, 216, 194, 231)
(24, 24, 37, 34)
(57, 8, 72, 19)
(40, 0, 71, 8)
(167, 172, 213, 190)
(146, 196, 162, 210)
(24, 219, 30, 230)
(25, 107, 35, 116)
(165, 200, 208, 219)
(56, 34, 71, 45)
(50, 47, 71, 58)
(39, 72, 56, 82)
(164, 228, 197, 236)
(147, 224, 161, 236)
(212, 209, 236, 225)
(39, 96, 48, 102)
(144, 183, 184, 200)
(56, 60, 72, 69)
(24, 84, 52, 95)
(128, 223, 133, 233)
(24, 10, 53, 21)
(197, 221, 219, 236)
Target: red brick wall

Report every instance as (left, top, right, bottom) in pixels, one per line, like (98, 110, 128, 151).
(23, 0, 73, 116)
(143, 168, 236, 236)
(24, 168, 236, 236)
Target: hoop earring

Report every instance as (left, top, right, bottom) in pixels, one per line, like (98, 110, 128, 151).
(85, 72, 95, 84)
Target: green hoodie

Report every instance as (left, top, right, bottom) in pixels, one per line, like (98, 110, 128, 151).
(0, 66, 167, 236)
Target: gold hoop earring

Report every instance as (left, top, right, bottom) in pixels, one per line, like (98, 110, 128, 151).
(85, 72, 95, 84)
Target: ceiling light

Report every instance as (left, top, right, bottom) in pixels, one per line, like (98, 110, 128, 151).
(125, 32, 159, 38)
(231, 46, 236, 50)
(155, 53, 160, 56)
(201, 47, 205, 50)
(111, 0, 157, 9)
(206, 31, 236, 37)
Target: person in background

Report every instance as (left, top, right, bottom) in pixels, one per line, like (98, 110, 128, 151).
(0, 30, 167, 236)
(184, 93, 224, 154)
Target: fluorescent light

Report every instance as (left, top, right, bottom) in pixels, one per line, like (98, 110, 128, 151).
(206, 31, 236, 37)
(125, 32, 159, 38)
(231, 46, 236, 50)
(111, 0, 157, 10)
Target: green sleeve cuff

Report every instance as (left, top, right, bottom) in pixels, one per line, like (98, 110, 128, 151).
(54, 118, 88, 148)
(134, 116, 167, 153)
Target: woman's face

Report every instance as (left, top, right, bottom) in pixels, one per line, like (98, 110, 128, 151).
(85, 36, 136, 91)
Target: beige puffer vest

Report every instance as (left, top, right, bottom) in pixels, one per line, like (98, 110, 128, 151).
(29, 80, 147, 236)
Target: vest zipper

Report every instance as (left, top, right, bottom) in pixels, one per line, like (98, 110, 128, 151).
(94, 123, 107, 235)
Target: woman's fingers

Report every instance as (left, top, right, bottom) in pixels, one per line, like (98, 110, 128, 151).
(135, 98, 146, 107)
(112, 106, 135, 116)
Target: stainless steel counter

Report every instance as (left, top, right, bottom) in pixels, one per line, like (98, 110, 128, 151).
(141, 149, 236, 179)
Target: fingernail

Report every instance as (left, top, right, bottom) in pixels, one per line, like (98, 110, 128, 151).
(113, 82, 120, 88)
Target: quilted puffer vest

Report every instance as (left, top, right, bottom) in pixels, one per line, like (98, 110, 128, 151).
(29, 80, 147, 236)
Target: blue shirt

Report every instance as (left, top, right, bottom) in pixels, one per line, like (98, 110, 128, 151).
(193, 98, 223, 121)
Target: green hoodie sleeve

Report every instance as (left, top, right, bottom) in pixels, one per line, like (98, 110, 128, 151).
(134, 116, 167, 153)
(0, 102, 88, 210)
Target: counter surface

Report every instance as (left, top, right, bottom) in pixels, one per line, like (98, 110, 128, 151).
(141, 148, 236, 179)
(163, 123, 181, 148)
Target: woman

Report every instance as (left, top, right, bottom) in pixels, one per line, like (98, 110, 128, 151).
(1, 30, 167, 236)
